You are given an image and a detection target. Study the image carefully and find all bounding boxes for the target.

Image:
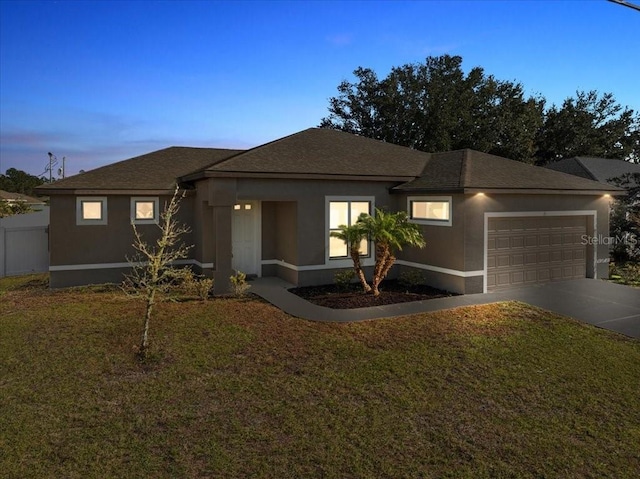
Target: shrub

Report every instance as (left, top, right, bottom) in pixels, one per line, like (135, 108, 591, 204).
(229, 271, 251, 297)
(182, 270, 215, 301)
(610, 262, 640, 287)
(334, 269, 356, 290)
(398, 270, 425, 289)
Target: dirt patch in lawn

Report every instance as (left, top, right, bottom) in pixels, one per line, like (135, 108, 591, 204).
(289, 279, 457, 309)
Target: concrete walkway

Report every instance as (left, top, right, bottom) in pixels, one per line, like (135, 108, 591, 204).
(250, 277, 640, 339)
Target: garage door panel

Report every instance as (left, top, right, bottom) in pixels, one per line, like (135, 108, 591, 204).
(538, 269, 550, 281)
(497, 255, 510, 267)
(537, 251, 549, 263)
(512, 236, 524, 248)
(487, 216, 587, 292)
(497, 237, 510, 249)
(550, 250, 562, 262)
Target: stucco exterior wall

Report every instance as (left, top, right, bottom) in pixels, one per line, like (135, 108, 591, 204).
(394, 192, 611, 294)
(235, 177, 399, 266)
(48, 176, 613, 294)
(48, 193, 196, 288)
(462, 193, 611, 282)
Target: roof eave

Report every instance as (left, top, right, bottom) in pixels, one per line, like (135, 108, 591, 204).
(36, 187, 178, 196)
(392, 187, 625, 196)
(463, 187, 625, 196)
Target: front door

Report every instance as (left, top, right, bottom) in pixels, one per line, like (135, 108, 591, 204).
(232, 201, 260, 276)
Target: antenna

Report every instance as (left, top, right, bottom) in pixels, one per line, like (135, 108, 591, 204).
(608, 0, 640, 12)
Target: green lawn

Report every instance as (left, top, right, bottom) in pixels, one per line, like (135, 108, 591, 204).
(1, 275, 639, 478)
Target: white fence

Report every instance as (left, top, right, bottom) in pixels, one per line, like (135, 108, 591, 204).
(0, 207, 49, 277)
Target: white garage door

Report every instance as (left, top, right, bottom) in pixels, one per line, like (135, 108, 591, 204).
(487, 216, 587, 292)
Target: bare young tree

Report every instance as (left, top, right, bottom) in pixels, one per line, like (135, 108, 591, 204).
(123, 186, 192, 359)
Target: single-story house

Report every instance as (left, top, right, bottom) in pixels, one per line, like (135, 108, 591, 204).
(544, 157, 640, 187)
(37, 128, 623, 294)
(0, 190, 47, 209)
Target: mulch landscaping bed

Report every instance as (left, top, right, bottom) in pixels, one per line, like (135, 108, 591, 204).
(289, 280, 457, 309)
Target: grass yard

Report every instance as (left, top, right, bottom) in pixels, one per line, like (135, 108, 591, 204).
(1, 275, 639, 478)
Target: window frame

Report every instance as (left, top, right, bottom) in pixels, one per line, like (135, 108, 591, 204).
(326, 196, 375, 265)
(407, 195, 452, 226)
(76, 197, 108, 225)
(130, 197, 160, 225)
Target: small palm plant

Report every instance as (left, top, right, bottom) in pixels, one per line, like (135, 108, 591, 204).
(359, 208, 426, 296)
(331, 208, 426, 296)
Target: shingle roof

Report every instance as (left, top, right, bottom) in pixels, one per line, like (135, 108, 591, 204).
(37, 147, 243, 193)
(0, 190, 45, 204)
(545, 157, 640, 186)
(37, 131, 622, 196)
(205, 128, 428, 178)
(394, 149, 622, 193)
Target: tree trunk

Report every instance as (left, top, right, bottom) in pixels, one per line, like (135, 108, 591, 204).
(371, 244, 391, 296)
(351, 247, 371, 293)
(140, 289, 155, 358)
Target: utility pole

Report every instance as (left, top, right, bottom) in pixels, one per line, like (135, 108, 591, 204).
(46, 152, 57, 182)
(46, 152, 66, 181)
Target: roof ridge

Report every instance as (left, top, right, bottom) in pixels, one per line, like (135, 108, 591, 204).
(210, 128, 316, 170)
(573, 157, 598, 181)
(460, 149, 471, 188)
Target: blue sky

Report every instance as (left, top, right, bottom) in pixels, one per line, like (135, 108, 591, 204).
(1, 0, 639, 177)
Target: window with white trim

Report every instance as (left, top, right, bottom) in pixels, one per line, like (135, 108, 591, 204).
(328, 199, 371, 258)
(131, 197, 159, 224)
(76, 197, 107, 225)
(408, 196, 452, 226)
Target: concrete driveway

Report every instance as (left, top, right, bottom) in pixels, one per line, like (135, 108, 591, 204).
(252, 277, 640, 339)
(487, 279, 640, 339)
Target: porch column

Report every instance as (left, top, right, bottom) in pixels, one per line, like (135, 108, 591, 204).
(208, 177, 237, 294)
(213, 205, 233, 293)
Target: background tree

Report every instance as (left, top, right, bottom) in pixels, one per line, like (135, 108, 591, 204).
(535, 91, 640, 165)
(122, 187, 192, 360)
(0, 168, 45, 196)
(321, 56, 639, 165)
(609, 173, 640, 262)
(320, 55, 544, 163)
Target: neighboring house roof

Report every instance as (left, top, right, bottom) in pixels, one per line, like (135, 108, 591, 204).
(0, 190, 45, 205)
(36, 146, 244, 193)
(544, 157, 640, 186)
(394, 150, 622, 194)
(195, 128, 429, 180)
